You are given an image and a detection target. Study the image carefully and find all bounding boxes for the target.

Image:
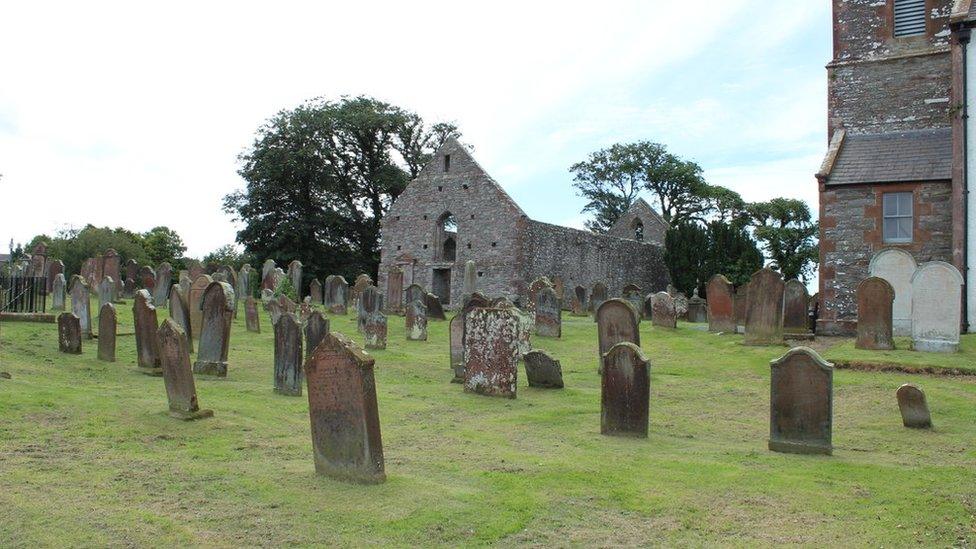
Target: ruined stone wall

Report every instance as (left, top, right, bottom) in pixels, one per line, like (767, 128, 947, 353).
(605, 207, 668, 247)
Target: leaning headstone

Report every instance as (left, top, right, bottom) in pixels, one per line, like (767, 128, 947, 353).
(133, 290, 162, 375)
(309, 278, 323, 305)
(304, 332, 385, 484)
(274, 313, 304, 396)
(571, 285, 587, 316)
(405, 299, 428, 341)
(596, 299, 641, 374)
(686, 288, 708, 323)
(601, 342, 650, 438)
(304, 310, 329, 359)
(325, 275, 349, 315)
(462, 260, 477, 305)
(768, 347, 833, 455)
(869, 248, 917, 336)
(364, 310, 388, 350)
(622, 284, 643, 319)
(98, 276, 116, 310)
(783, 280, 810, 335)
(744, 268, 785, 346)
(97, 303, 116, 362)
(650, 292, 677, 329)
(425, 292, 446, 321)
(896, 384, 932, 429)
(288, 260, 303, 299)
(58, 312, 82, 354)
(169, 285, 194, 353)
(193, 281, 235, 377)
(245, 296, 261, 333)
(707, 274, 735, 333)
(911, 261, 964, 353)
(405, 284, 425, 308)
(158, 319, 213, 421)
(463, 307, 520, 399)
(51, 273, 66, 311)
(188, 275, 213, 342)
(154, 262, 173, 306)
(590, 282, 608, 316)
(386, 267, 404, 314)
(69, 275, 92, 339)
(523, 349, 564, 389)
(534, 285, 561, 338)
(855, 277, 895, 351)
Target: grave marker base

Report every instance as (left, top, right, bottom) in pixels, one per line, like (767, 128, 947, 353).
(193, 361, 228, 377)
(768, 439, 832, 456)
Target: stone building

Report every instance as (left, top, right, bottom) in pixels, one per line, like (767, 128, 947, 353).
(606, 198, 669, 246)
(815, 0, 974, 335)
(377, 138, 670, 309)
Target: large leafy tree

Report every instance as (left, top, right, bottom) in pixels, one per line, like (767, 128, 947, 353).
(142, 226, 186, 266)
(224, 95, 460, 280)
(569, 143, 652, 233)
(747, 198, 819, 283)
(663, 222, 710, 295)
(39, 225, 149, 277)
(663, 220, 763, 297)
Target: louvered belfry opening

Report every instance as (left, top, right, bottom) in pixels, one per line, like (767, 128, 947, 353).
(893, 0, 926, 37)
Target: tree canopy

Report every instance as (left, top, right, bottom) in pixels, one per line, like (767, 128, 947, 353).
(747, 198, 819, 283)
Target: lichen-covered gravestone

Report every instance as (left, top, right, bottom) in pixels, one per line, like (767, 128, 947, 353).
(189, 275, 213, 343)
(266, 299, 284, 326)
(911, 261, 963, 353)
(158, 319, 213, 421)
(596, 299, 641, 375)
(405, 299, 428, 341)
(154, 262, 173, 306)
(783, 279, 810, 335)
(97, 303, 116, 362)
(650, 292, 677, 329)
(58, 312, 82, 354)
(309, 278, 323, 305)
(463, 307, 520, 399)
(364, 310, 388, 350)
(522, 349, 564, 389)
(69, 275, 92, 339)
(169, 285, 194, 353)
(896, 384, 932, 429)
(534, 285, 561, 338)
(744, 268, 785, 346)
(193, 281, 235, 377)
(425, 292, 446, 321)
(133, 290, 162, 375)
(274, 313, 303, 396)
(855, 277, 895, 351)
(244, 296, 261, 334)
(768, 347, 833, 455)
(304, 310, 329, 359)
(288, 260, 303, 300)
(358, 285, 381, 333)
(325, 275, 349, 315)
(51, 273, 66, 311)
(304, 332, 385, 484)
(707, 274, 735, 333)
(601, 342, 650, 438)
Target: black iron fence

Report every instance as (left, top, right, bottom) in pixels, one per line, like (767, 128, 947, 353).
(0, 276, 47, 313)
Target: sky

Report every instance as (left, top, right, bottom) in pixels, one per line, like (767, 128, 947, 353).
(0, 1, 830, 259)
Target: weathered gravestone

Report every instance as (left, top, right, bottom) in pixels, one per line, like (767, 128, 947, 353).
(590, 282, 608, 317)
(51, 273, 66, 311)
(245, 296, 261, 333)
(158, 319, 213, 421)
(299, 297, 314, 324)
(188, 275, 213, 342)
(387, 267, 405, 314)
(98, 276, 116, 310)
(405, 299, 428, 341)
(237, 264, 253, 302)
(673, 292, 689, 320)
(622, 284, 643, 320)
(133, 290, 162, 375)
(405, 284, 425, 309)
(783, 280, 810, 336)
(650, 292, 677, 329)
(869, 248, 917, 337)
(274, 313, 304, 396)
(305, 310, 329, 360)
(139, 265, 156, 293)
(154, 262, 173, 306)
(896, 384, 932, 429)
(534, 285, 561, 338)
(288, 260, 303, 299)
(123, 278, 136, 300)
(452, 293, 490, 383)
(572, 285, 587, 316)
(325, 275, 349, 315)
(261, 259, 277, 288)
(304, 332, 385, 484)
(597, 299, 641, 375)
(463, 307, 520, 399)
(46, 260, 64, 294)
(309, 278, 323, 305)
(855, 277, 895, 351)
(601, 342, 650, 438)
(461, 260, 477, 305)
(266, 299, 284, 326)
(358, 285, 381, 333)
(768, 347, 833, 455)
(169, 285, 194, 353)
(523, 349, 564, 389)
(744, 268, 785, 346)
(278, 294, 297, 317)
(187, 259, 205, 282)
(193, 281, 235, 377)
(364, 310, 388, 350)
(425, 292, 446, 321)
(69, 275, 92, 339)
(97, 303, 116, 362)
(58, 312, 82, 354)
(102, 249, 120, 294)
(687, 288, 708, 323)
(123, 260, 138, 298)
(911, 261, 964, 353)
(707, 274, 735, 333)
(80, 257, 97, 290)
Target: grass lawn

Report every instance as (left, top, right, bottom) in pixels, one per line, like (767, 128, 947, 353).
(1, 302, 975, 546)
(825, 336, 976, 375)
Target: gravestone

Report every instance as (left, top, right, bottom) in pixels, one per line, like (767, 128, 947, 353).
(245, 296, 261, 333)
(405, 299, 428, 341)
(463, 307, 520, 399)
(193, 281, 235, 377)
(304, 310, 329, 359)
(744, 268, 785, 346)
(133, 290, 162, 375)
(425, 292, 446, 320)
(590, 282, 608, 316)
(299, 297, 314, 323)
(123, 278, 137, 299)
(102, 249, 120, 294)
(158, 319, 213, 421)
(673, 292, 689, 320)
(325, 275, 349, 315)
(596, 299, 641, 375)
(266, 299, 284, 326)
(51, 273, 66, 310)
(667, 284, 679, 297)
(528, 277, 553, 311)
(622, 284, 643, 320)
(855, 277, 895, 351)
(46, 260, 64, 293)
(405, 284, 425, 308)
(139, 265, 156, 292)
(278, 294, 297, 317)
(124, 259, 139, 297)
(274, 313, 304, 396)
(783, 280, 810, 335)
(288, 260, 303, 299)
(237, 264, 253, 302)
(572, 285, 587, 316)
(169, 285, 194, 353)
(534, 285, 561, 338)
(81, 257, 97, 290)
(97, 303, 116, 362)
(523, 349, 564, 389)
(98, 276, 116, 310)
(364, 310, 388, 350)
(154, 262, 173, 306)
(650, 292, 677, 329)
(69, 275, 92, 339)
(304, 332, 385, 484)
(896, 384, 932, 429)
(309, 278, 323, 305)
(601, 342, 650, 438)
(514, 306, 534, 359)
(261, 259, 277, 286)
(450, 314, 465, 383)
(29, 242, 47, 278)
(187, 259, 205, 282)
(869, 248, 917, 337)
(58, 312, 82, 354)
(93, 254, 104, 289)
(217, 265, 237, 292)
(768, 347, 833, 455)
(462, 260, 477, 305)
(188, 275, 213, 342)
(358, 285, 382, 333)
(707, 274, 735, 333)
(261, 288, 275, 303)
(387, 267, 404, 314)
(351, 274, 373, 308)
(911, 261, 963, 353)
(686, 288, 708, 323)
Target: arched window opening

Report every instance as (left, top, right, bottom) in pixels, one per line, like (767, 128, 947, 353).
(443, 236, 457, 262)
(632, 219, 645, 241)
(435, 212, 459, 262)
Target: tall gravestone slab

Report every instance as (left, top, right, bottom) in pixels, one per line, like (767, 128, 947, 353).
(597, 299, 640, 375)
(158, 319, 213, 420)
(98, 276, 116, 310)
(237, 264, 253, 302)
(97, 303, 116, 362)
(911, 261, 963, 353)
(869, 248, 917, 337)
(590, 282, 608, 317)
(93, 254, 104, 289)
(245, 296, 261, 333)
(188, 275, 213, 342)
(193, 281, 235, 377)
(363, 310, 388, 350)
(29, 242, 47, 278)
(266, 299, 284, 326)
(309, 279, 323, 305)
(102, 249, 121, 294)
(744, 268, 785, 346)
(768, 347, 833, 455)
(133, 290, 162, 375)
(305, 311, 329, 359)
(461, 260, 477, 306)
(80, 257, 97, 291)
(274, 313, 304, 396)
(855, 277, 895, 351)
(425, 292, 446, 321)
(288, 260, 303, 299)
(51, 273, 66, 311)
(534, 285, 561, 338)
(650, 292, 677, 329)
(707, 275, 735, 333)
(169, 285, 194, 353)
(69, 275, 92, 339)
(523, 349, 564, 389)
(154, 262, 173, 306)
(783, 280, 810, 335)
(601, 342, 650, 438)
(58, 312, 82, 354)
(896, 384, 932, 429)
(46, 260, 64, 294)
(572, 285, 587, 316)
(405, 299, 428, 341)
(325, 275, 349, 315)
(405, 284, 425, 308)
(304, 332, 385, 484)
(387, 267, 405, 314)
(463, 307, 520, 399)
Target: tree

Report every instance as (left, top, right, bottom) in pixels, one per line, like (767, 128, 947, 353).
(703, 221, 764, 288)
(41, 225, 148, 277)
(663, 222, 710, 295)
(224, 95, 460, 281)
(203, 244, 252, 270)
(569, 143, 651, 233)
(142, 226, 187, 265)
(747, 198, 819, 283)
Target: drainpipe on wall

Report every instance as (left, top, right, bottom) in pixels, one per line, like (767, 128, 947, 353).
(962, 26, 972, 334)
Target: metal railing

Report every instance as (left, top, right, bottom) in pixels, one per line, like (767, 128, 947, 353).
(0, 276, 47, 313)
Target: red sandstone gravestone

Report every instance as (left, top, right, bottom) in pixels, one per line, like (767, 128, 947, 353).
(58, 312, 82, 354)
(601, 342, 650, 438)
(463, 307, 520, 399)
(188, 275, 213, 342)
(158, 319, 213, 421)
(768, 347, 833, 455)
(97, 303, 116, 362)
(304, 310, 329, 360)
(193, 281, 235, 377)
(133, 290, 162, 375)
(855, 277, 895, 351)
(245, 296, 261, 334)
(744, 268, 785, 346)
(896, 384, 932, 429)
(707, 274, 735, 333)
(596, 299, 641, 375)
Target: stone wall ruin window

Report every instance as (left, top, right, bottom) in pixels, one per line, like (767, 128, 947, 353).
(444, 154, 451, 172)
(435, 212, 458, 261)
(632, 219, 644, 241)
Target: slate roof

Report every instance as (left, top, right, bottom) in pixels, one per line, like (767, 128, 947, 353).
(824, 128, 952, 186)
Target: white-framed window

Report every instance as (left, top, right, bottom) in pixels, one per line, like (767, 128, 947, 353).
(893, 0, 926, 38)
(883, 192, 913, 243)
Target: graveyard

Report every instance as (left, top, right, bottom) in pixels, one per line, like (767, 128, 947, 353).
(1, 296, 975, 546)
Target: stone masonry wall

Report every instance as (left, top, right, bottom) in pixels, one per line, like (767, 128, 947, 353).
(605, 205, 668, 247)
